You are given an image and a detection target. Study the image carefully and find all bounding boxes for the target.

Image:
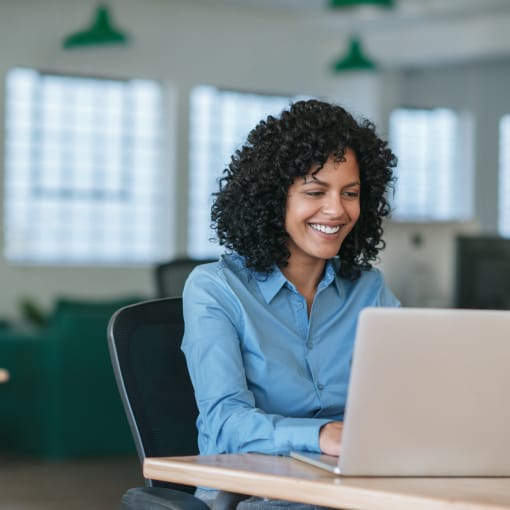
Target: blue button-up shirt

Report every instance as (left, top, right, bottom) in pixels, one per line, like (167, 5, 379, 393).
(182, 253, 400, 456)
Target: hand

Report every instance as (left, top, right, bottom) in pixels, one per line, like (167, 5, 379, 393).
(319, 421, 343, 456)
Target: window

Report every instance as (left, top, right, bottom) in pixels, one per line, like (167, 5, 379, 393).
(389, 108, 472, 222)
(499, 115, 510, 237)
(4, 68, 167, 265)
(188, 86, 302, 258)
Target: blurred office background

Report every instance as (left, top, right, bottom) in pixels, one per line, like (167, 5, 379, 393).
(1, 0, 510, 318)
(1, 0, 510, 508)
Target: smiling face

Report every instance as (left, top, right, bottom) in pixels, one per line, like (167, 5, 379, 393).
(284, 149, 361, 269)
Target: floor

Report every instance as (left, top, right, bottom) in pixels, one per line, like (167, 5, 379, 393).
(0, 455, 144, 510)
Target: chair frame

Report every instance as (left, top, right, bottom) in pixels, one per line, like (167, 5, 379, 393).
(108, 296, 249, 509)
(154, 258, 216, 298)
(107, 297, 197, 486)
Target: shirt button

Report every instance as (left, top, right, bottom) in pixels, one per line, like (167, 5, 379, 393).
(306, 341, 313, 349)
(317, 384, 324, 391)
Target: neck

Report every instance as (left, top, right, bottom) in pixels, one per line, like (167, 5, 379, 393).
(281, 258, 326, 313)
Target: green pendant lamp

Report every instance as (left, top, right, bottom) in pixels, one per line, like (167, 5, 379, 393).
(332, 36, 376, 72)
(63, 4, 129, 49)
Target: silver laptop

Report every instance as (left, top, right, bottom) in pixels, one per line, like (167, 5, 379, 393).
(291, 307, 510, 476)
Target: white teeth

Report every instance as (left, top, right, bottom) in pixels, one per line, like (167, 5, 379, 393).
(310, 223, 341, 234)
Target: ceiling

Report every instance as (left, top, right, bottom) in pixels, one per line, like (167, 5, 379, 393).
(199, 0, 510, 18)
(183, 0, 510, 68)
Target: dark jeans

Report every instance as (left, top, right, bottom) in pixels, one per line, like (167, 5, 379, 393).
(194, 489, 334, 510)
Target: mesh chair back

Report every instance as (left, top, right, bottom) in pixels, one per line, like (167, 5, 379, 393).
(155, 258, 216, 298)
(108, 297, 198, 491)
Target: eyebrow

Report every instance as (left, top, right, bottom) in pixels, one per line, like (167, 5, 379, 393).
(302, 177, 361, 188)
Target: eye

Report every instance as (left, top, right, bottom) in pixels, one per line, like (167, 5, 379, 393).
(305, 191, 325, 197)
(343, 190, 360, 199)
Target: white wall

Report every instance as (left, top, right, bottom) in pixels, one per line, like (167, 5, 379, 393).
(376, 60, 510, 309)
(397, 61, 510, 232)
(0, 0, 509, 319)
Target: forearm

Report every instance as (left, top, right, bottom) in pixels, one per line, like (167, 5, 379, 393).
(198, 397, 332, 455)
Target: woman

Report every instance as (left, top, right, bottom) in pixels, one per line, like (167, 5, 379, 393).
(182, 99, 400, 508)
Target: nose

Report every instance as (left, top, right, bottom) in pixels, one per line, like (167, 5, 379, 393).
(322, 194, 346, 218)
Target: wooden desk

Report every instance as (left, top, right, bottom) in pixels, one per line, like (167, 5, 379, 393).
(144, 454, 510, 510)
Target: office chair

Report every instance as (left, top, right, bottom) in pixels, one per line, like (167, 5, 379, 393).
(155, 258, 216, 298)
(107, 297, 208, 510)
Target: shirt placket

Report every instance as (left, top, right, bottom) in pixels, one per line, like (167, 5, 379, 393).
(305, 287, 331, 411)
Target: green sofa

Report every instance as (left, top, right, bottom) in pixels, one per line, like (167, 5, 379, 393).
(0, 296, 144, 458)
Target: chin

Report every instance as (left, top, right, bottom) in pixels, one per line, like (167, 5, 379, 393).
(313, 248, 342, 260)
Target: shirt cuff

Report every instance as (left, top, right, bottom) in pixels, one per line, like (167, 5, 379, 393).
(274, 417, 333, 453)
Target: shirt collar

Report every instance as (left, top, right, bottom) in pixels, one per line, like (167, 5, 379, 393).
(256, 267, 287, 304)
(321, 260, 340, 293)
(256, 260, 341, 304)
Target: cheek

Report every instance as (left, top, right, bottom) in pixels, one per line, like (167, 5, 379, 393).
(285, 197, 314, 225)
(350, 202, 361, 221)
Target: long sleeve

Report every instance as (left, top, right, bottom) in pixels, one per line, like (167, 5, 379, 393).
(182, 267, 330, 455)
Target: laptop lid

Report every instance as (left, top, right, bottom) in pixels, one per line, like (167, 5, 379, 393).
(291, 308, 510, 476)
(338, 307, 510, 476)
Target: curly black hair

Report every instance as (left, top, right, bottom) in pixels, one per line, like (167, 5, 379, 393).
(211, 99, 397, 279)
